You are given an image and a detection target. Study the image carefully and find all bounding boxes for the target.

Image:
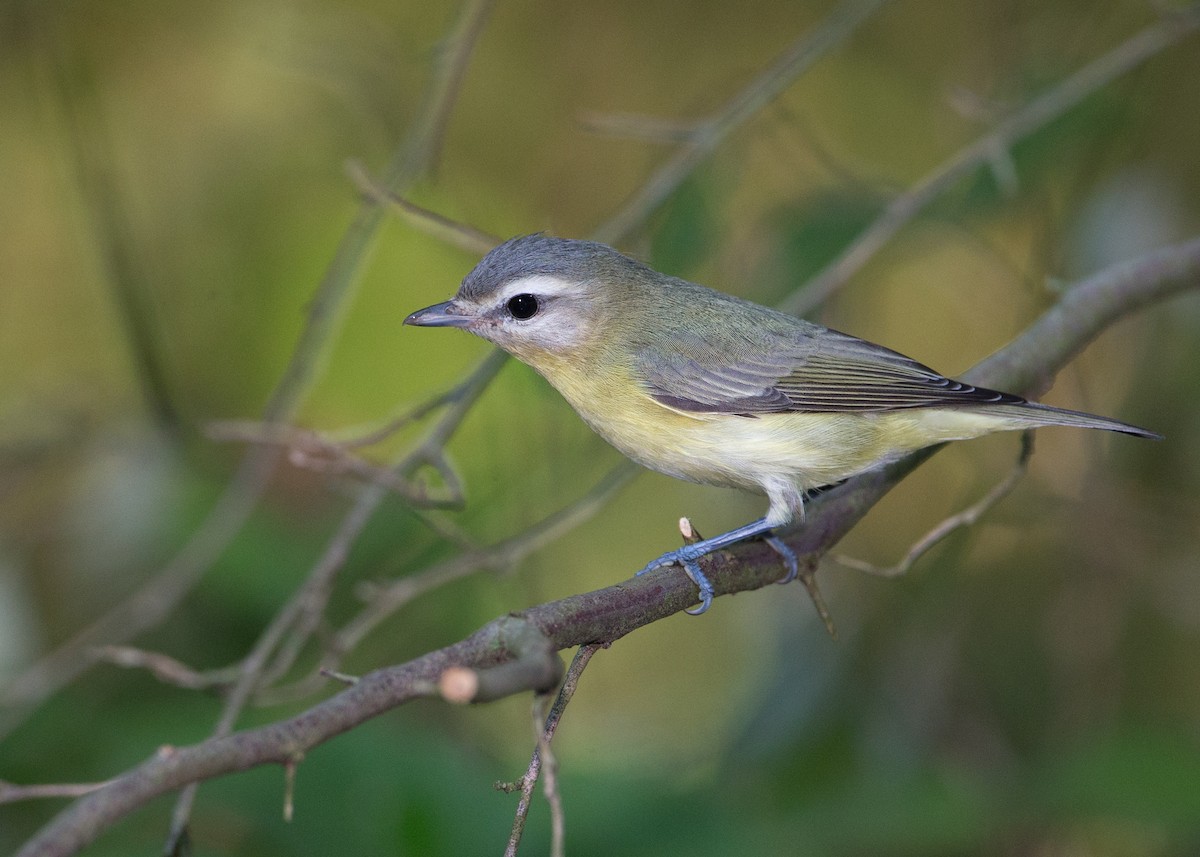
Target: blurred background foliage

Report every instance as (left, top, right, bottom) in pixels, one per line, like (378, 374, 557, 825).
(2, 0, 1199, 854)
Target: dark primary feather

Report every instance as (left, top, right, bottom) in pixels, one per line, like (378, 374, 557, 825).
(637, 325, 1024, 415)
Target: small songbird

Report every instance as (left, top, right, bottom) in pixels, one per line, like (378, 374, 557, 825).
(405, 234, 1160, 614)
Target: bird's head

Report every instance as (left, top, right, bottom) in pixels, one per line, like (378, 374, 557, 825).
(404, 234, 657, 366)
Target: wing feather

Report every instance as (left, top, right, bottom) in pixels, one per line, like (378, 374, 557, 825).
(636, 325, 1022, 415)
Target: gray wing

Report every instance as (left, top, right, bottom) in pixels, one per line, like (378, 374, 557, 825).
(637, 327, 1022, 415)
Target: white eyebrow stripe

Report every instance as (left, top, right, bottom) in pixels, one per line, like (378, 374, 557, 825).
(495, 274, 577, 301)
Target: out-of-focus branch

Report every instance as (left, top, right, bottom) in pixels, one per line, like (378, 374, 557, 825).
(591, 0, 890, 246)
(835, 431, 1034, 577)
(18, 236, 1198, 857)
(0, 455, 268, 741)
(346, 160, 502, 256)
(254, 461, 636, 706)
(503, 644, 601, 857)
(0, 780, 112, 805)
(0, 0, 498, 740)
(405, 0, 497, 177)
(781, 6, 1200, 316)
(331, 462, 639, 658)
(350, 0, 889, 254)
(92, 647, 239, 692)
(153, 2, 499, 848)
(577, 112, 704, 144)
(206, 347, 512, 514)
(206, 421, 466, 508)
(160, 347, 507, 852)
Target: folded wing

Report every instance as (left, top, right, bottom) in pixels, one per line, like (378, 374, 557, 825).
(637, 327, 1023, 415)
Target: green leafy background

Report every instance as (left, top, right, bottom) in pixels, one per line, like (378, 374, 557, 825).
(2, 1, 1199, 854)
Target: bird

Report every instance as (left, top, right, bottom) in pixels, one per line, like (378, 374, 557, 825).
(404, 234, 1160, 614)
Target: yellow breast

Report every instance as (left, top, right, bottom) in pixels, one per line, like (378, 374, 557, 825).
(530, 351, 1022, 503)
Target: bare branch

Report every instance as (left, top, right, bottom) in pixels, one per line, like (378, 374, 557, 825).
(402, 0, 498, 178)
(17, 237, 1198, 857)
(835, 431, 1034, 578)
(334, 462, 638, 658)
(0, 780, 113, 806)
(208, 420, 466, 508)
(0, 0, 498, 741)
(252, 349, 509, 684)
(504, 644, 602, 857)
(256, 461, 637, 706)
(591, 0, 890, 246)
(962, 236, 1200, 392)
(346, 160, 502, 255)
(153, 4, 501, 846)
(781, 7, 1200, 315)
(92, 647, 238, 692)
(536, 695, 565, 857)
(439, 621, 564, 704)
(577, 112, 705, 144)
(0, 457, 270, 741)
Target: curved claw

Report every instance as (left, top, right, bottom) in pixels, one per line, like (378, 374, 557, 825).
(682, 558, 714, 614)
(637, 547, 714, 614)
(636, 516, 782, 615)
(765, 536, 799, 585)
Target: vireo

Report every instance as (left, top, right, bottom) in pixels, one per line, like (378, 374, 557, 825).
(405, 234, 1159, 614)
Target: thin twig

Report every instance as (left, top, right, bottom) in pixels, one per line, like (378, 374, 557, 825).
(504, 644, 602, 857)
(0, 780, 114, 805)
(346, 463, 636, 645)
(537, 696, 565, 857)
(215, 355, 504, 714)
(155, 2, 501, 849)
(346, 160, 501, 256)
(0, 0, 499, 743)
(256, 462, 637, 705)
(206, 420, 465, 509)
(92, 647, 240, 692)
(162, 444, 403, 852)
(404, 0, 497, 178)
(577, 111, 704, 144)
(591, 0, 890, 246)
(781, 7, 1200, 315)
(835, 431, 1035, 577)
(282, 759, 298, 823)
(264, 347, 504, 671)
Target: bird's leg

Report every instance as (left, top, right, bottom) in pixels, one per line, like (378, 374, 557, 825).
(638, 517, 794, 615)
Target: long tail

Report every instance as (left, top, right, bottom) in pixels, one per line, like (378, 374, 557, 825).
(976, 401, 1162, 440)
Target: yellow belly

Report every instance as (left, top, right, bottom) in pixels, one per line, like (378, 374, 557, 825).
(577, 402, 906, 493)
(533, 355, 1020, 522)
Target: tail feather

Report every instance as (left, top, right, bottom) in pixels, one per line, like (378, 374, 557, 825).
(976, 401, 1162, 440)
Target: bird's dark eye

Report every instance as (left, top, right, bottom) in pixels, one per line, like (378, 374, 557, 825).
(506, 293, 539, 320)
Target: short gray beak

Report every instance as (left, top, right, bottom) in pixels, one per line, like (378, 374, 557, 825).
(404, 300, 472, 328)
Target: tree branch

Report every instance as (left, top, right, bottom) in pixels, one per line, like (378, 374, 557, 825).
(503, 644, 601, 857)
(591, 0, 889, 245)
(17, 235, 1199, 857)
(0, 0, 498, 741)
(780, 6, 1200, 316)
